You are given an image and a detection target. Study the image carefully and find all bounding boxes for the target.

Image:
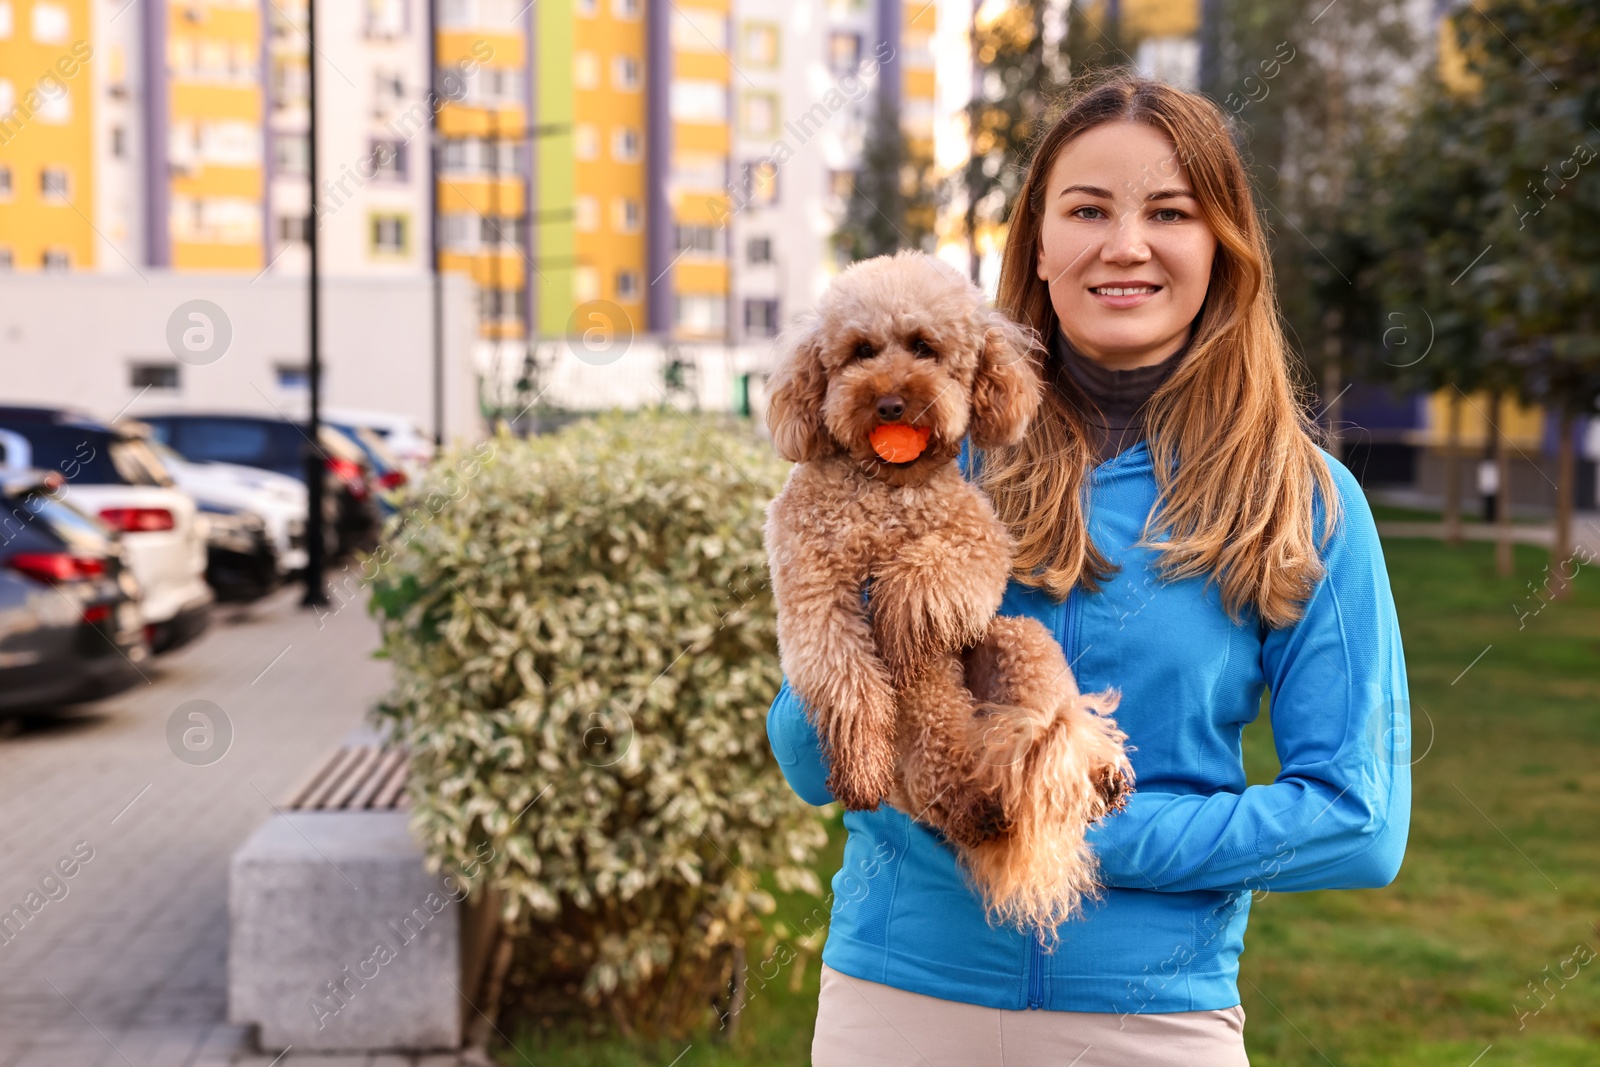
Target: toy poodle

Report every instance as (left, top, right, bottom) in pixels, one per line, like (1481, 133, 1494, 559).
(762, 250, 1135, 941)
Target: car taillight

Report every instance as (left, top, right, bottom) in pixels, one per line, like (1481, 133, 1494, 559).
(7, 553, 107, 583)
(326, 456, 369, 499)
(378, 469, 407, 490)
(99, 507, 175, 532)
(82, 604, 111, 625)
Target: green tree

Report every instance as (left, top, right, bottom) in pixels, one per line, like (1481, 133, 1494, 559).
(834, 94, 937, 264)
(1453, 0, 1600, 589)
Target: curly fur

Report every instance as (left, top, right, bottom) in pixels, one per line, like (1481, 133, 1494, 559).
(763, 250, 1136, 942)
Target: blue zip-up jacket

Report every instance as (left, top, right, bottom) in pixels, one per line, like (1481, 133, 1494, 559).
(765, 436, 1412, 1015)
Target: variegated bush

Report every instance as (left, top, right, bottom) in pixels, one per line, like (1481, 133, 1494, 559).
(368, 408, 828, 1038)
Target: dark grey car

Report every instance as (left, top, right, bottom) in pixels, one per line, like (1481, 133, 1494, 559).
(0, 473, 149, 714)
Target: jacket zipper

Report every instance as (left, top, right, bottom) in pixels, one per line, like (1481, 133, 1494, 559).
(1027, 579, 1078, 1008)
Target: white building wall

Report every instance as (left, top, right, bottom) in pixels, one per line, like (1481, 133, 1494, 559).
(0, 272, 481, 444)
(91, 0, 145, 272)
(264, 0, 432, 279)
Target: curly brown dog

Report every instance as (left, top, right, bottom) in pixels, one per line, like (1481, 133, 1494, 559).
(762, 250, 1135, 942)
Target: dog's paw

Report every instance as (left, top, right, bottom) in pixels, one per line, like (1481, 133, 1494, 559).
(1094, 762, 1134, 816)
(940, 787, 1013, 849)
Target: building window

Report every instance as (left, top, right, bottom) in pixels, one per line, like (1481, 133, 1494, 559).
(575, 124, 599, 160)
(615, 270, 639, 301)
(613, 198, 641, 232)
(40, 167, 69, 200)
(740, 93, 777, 137)
(0, 165, 11, 197)
(480, 288, 527, 323)
(370, 213, 409, 255)
(577, 0, 596, 15)
(671, 7, 725, 51)
(575, 196, 599, 232)
(747, 235, 771, 264)
(370, 139, 407, 180)
(37, 83, 70, 123)
(274, 134, 309, 174)
(672, 79, 727, 123)
(612, 55, 640, 90)
(674, 294, 725, 334)
(613, 0, 640, 19)
(276, 364, 313, 391)
(675, 224, 719, 255)
(740, 160, 777, 206)
(130, 363, 181, 390)
(829, 32, 861, 73)
(31, 1, 67, 43)
(276, 215, 309, 243)
(111, 125, 126, 158)
(574, 265, 599, 302)
(365, 0, 406, 38)
(0, 247, 12, 270)
(741, 23, 778, 68)
(41, 248, 70, 270)
(0, 2, 11, 39)
(574, 52, 599, 90)
(611, 127, 641, 162)
(744, 298, 779, 337)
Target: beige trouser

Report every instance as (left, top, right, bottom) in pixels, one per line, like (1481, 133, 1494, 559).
(812, 962, 1249, 1067)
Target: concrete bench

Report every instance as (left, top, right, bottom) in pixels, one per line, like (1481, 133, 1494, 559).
(229, 741, 499, 1054)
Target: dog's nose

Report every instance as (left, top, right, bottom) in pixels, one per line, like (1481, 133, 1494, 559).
(876, 395, 905, 421)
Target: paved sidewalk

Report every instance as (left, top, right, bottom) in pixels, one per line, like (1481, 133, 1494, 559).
(0, 583, 482, 1066)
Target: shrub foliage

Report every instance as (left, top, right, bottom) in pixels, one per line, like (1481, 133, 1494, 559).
(369, 409, 827, 1038)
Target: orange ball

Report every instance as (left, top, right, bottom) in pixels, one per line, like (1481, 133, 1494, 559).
(869, 422, 932, 463)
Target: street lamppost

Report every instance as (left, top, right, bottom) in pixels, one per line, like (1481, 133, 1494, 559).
(302, 0, 327, 608)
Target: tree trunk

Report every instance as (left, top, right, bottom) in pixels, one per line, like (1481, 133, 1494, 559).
(1491, 391, 1514, 578)
(1322, 307, 1343, 462)
(1550, 407, 1576, 600)
(1442, 390, 1464, 545)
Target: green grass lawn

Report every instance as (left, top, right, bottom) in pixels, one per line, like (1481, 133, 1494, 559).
(499, 536, 1600, 1066)
(1367, 502, 1549, 525)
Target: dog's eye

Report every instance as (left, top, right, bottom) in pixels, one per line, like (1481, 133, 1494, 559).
(911, 336, 937, 360)
(853, 341, 877, 361)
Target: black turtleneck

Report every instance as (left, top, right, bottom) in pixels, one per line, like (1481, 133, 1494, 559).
(1049, 325, 1194, 466)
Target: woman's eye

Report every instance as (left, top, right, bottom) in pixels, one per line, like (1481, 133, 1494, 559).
(911, 337, 937, 359)
(853, 341, 877, 360)
(1154, 208, 1187, 222)
(1071, 205, 1106, 220)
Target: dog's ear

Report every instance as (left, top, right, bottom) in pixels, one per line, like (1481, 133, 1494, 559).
(765, 312, 832, 462)
(968, 308, 1041, 449)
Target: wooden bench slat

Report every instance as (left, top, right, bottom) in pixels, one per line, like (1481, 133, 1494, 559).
(324, 746, 382, 810)
(297, 746, 366, 810)
(283, 747, 352, 810)
(372, 751, 411, 810)
(349, 749, 408, 810)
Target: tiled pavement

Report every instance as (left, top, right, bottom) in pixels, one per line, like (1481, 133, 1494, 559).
(0, 583, 483, 1066)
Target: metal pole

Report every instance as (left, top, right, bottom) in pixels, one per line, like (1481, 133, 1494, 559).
(302, 0, 327, 607)
(428, 0, 444, 449)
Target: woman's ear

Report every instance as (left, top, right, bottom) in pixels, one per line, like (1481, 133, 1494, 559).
(765, 313, 832, 462)
(968, 309, 1041, 449)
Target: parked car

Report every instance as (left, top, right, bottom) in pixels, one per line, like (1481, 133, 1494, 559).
(326, 422, 409, 516)
(321, 408, 435, 475)
(0, 470, 149, 713)
(133, 432, 309, 579)
(0, 409, 212, 653)
(137, 414, 381, 557)
(198, 503, 280, 602)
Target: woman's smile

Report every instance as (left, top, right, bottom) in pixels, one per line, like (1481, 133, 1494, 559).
(1035, 121, 1218, 370)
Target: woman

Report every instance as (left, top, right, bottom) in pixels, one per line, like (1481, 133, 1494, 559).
(765, 71, 1412, 1066)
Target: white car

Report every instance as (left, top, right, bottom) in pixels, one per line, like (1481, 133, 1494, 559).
(0, 411, 213, 653)
(141, 437, 309, 576)
(320, 408, 435, 475)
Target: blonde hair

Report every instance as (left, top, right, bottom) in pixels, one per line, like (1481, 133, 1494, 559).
(983, 70, 1342, 629)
